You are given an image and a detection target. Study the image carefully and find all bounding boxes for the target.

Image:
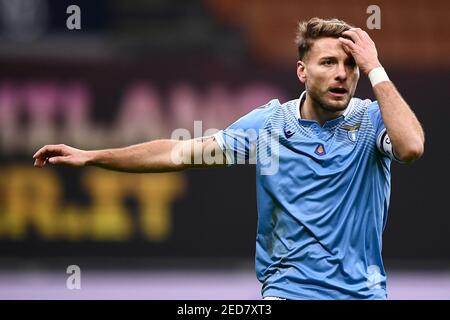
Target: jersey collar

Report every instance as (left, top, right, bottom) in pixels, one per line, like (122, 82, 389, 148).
(296, 91, 354, 128)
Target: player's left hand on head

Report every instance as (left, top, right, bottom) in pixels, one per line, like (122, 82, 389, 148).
(33, 144, 89, 168)
(338, 28, 382, 75)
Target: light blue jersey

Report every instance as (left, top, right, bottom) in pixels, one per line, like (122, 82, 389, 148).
(214, 91, 398, 300)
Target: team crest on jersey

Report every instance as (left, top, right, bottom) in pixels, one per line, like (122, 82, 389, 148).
(314, 143, 326, 156)
(342, 124, 361, 142)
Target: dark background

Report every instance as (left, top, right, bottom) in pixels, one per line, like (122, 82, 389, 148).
(0, 0, 448, 274)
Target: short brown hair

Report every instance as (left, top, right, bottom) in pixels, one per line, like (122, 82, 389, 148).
(295, 17, 353, 60)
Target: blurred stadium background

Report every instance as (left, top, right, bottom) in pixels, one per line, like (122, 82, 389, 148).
(0, 0, 449, 299)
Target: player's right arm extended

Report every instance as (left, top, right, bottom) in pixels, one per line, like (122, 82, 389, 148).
(33, 136, 227, 173)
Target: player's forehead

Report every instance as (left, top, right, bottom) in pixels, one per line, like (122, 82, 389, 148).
(308, 37, 349, 61)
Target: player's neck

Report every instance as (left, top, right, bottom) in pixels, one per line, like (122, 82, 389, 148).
(301, 95, 345, 127)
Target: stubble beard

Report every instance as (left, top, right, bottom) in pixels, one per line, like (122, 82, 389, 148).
(308, 88, 351, 114)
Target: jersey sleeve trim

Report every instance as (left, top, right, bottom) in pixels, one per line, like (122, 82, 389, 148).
(213, 131, 234, 165)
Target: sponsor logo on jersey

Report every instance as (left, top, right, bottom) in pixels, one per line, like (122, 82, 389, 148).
(284, 128, 294, 138)
(315, 143, 326, 156)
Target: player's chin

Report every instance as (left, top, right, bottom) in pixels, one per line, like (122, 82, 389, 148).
(324, 98, 349, 111)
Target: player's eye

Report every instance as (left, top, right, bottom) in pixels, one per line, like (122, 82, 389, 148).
(321, 59, 334, 66)
(346, 59, 356, 68)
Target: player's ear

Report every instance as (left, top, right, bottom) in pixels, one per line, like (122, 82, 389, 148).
(297, 60, 307, 84)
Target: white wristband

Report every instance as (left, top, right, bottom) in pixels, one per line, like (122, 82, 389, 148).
(368, 67, 390, 87)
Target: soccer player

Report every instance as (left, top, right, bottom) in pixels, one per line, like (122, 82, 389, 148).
(33, 18, 424, 299)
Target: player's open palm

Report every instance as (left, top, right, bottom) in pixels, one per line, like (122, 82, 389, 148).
(33, 144, 89, 168)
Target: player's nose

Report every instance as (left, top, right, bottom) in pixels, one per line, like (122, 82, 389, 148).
(335, 63, 347, 81)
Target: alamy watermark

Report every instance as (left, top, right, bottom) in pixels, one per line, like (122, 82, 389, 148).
(64, 4, 380, 33)
(366, 5, 381, 30)
(66, 5, 81, 30)
(170, 121, 280, 175)
(366, 265, 382, 289)
(66, 264, 81, 290)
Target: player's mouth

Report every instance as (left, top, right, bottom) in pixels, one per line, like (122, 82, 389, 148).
(328, 87, 348, 98)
